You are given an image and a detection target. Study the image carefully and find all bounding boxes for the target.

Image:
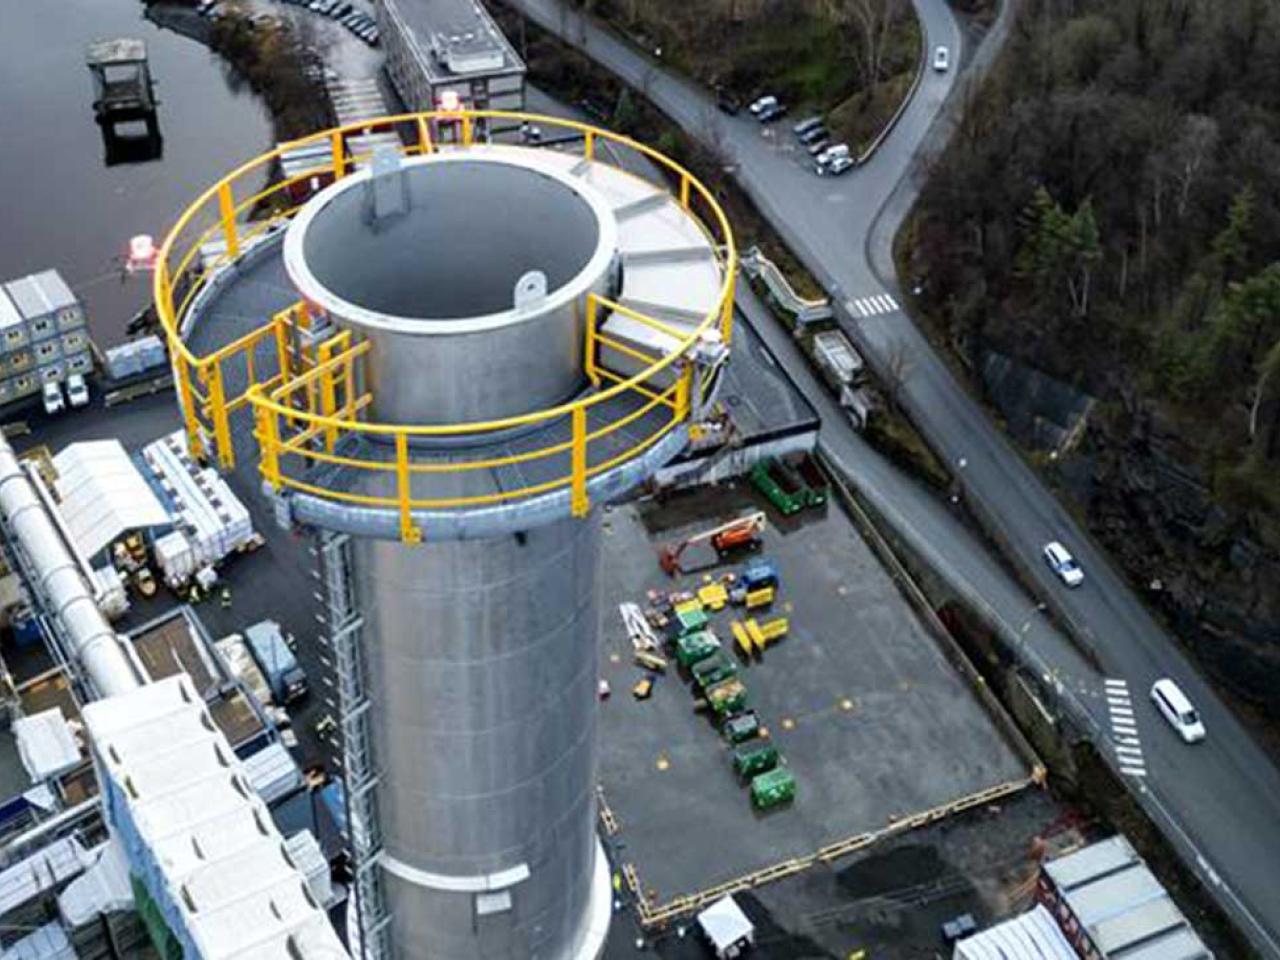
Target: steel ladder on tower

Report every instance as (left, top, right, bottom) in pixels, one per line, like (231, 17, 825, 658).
(316, 530, 392, 960)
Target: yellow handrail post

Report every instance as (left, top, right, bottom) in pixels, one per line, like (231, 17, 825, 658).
(216, 183, 240, 260)
(679, 174, 691, 211)
(583, 295, 600, 387)
(570, 407, 589, 518)
(675, 362, 693, 421)
(584, 130, 595, 161)
(254, 391, 281, 489)
(331, 131, 346, 179)
(206, 361, 236, 470)
(395, 433, 422, 544)
(461, 115, 473, 146)
(175, 359, 205, 462)
(720, 267, 736, 345)
(317, 340, 338, 452)
(416, 116, 434, 155)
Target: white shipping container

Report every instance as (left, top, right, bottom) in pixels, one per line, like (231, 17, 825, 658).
(153, 530, 196, 586)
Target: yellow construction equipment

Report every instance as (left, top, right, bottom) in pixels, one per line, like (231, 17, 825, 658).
(745, 586, 775, 610)
(731, 620, 753, 658)
(697, 582, 729, 611)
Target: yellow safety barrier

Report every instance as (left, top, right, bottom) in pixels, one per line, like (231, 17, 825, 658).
(153, 110, 737, 541)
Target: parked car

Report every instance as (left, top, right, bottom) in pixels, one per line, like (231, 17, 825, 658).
(806, 138, 833, 157)
(66, 373, 89, 408)
(797, 125, 829, 146)
(715, 88, 742, 116)
(817, 155, 855, 176)
(1151, 679, 1206, 743)
(748, 95, 778, 117)
(756, 101, 787, 123)
(41, 381, 64, 416)
(816, 143, 851, 167)
(933, 45, 950, 71)
(792, 116, 824, 138)
(1042, 541, 1084, 587)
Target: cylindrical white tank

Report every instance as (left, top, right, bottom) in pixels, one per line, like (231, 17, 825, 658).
(283, 151, 620, 960)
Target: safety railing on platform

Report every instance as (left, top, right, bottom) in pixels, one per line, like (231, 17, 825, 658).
(153, 110, 736, 541)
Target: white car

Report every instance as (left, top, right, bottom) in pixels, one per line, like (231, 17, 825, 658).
(66, 373, 90, 408)
(748, 95, 778, 117)
(41, 381, 65, 416)
(1043, 541, 1084, 587)
(933, 46, 950, 71)
(1151, 679, 1206, 743)
(816, 143, 851, 167)
(817, 155, 855, 176)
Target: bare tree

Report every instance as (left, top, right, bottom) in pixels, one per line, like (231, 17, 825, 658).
(823, 0, 906, 91)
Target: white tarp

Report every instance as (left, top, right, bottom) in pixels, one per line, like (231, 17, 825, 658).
(52, 440, 168, 560)
(58, 838, 134, 927)
(12, 708, 80, 782)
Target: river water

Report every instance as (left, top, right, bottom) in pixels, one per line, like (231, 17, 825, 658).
(0, 0, 272, 344)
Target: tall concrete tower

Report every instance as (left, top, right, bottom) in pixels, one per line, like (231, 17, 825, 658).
(156, 118, 733, 960)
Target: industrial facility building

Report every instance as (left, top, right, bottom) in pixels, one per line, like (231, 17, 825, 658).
(377, 0, 525, 117)
(0, 270, 93, 409)
(1037, 835, 1212, 960)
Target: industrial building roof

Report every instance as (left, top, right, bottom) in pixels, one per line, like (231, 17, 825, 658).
(81, 675, 348, 960)
(4, 270, 77, 322)
(52, 440, 169, 560)
(0, 286, 21, 333)
(383, 0, 524, 83)
(1043, 836, 1212, 959)
(953, 904, 1076, 960)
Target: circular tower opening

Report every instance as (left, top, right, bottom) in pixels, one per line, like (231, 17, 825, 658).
(283, 154, 620, 426)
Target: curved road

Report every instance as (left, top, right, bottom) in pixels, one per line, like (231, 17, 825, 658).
(503, 0, 1280, 953)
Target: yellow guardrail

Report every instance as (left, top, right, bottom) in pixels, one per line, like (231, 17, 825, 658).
(153, 110, 736, 542)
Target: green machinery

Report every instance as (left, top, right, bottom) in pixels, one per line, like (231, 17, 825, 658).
(675, 630, 720, 668)
(691, 651, 737, 689)
(750, 767, 797, 810)
(733, 742, 779, 779)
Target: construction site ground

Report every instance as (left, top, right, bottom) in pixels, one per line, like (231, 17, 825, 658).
(596, 483, 1032, 912)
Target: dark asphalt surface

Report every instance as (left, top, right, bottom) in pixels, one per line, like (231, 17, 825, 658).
(504, 0, 1280, 953)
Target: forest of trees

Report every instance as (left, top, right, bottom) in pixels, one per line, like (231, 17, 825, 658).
(907, 0, 1280, 718)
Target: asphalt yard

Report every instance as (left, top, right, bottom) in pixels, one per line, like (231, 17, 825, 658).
(595, 482, 1031, 909)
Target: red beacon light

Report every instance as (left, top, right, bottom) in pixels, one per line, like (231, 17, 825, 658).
(126, 234, 158, 273)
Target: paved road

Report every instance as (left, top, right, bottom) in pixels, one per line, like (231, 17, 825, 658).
(507, 0, 1280, 953)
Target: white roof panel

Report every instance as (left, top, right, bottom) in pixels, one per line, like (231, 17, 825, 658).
(53, 440, 169, 559)
(698, 895, 754, 951)
(82, 676, 348, 960)
(955, 905, 1076, 960)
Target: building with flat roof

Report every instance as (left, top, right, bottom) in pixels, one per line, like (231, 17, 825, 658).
(377, 0, 525, 120)
(1038, 835, 1213, 960)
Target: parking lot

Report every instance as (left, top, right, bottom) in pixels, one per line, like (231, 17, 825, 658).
(596, 482, 1032, 908)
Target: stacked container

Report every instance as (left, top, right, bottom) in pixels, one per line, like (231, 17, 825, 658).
(0, 269, 94, 403)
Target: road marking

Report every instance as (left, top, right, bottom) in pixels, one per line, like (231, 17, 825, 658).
(1104, 678, 1147, 778)
(848, 292, 899, 318)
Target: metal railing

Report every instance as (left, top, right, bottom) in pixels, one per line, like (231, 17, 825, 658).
(152, 110, 737, 542)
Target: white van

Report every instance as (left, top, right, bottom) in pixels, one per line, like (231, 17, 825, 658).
(41, 381, 65, 416)
(1151, 678, 1205, 743)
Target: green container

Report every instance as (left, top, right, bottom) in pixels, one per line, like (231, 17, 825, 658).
(722, 711, 761, 744)
(675, 630, 719, 668)
(706, 677, 748, 717)
(733, 742, 779, 779)
(750, 459, 804, 515)
(675, 608, 710, 636)
(691, 651, 737, 689)
(751, 767, 796, 810)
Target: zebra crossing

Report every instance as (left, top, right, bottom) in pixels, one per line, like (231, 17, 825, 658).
(845, 292, 900, 318)
(1105, 678, 1146, 778)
